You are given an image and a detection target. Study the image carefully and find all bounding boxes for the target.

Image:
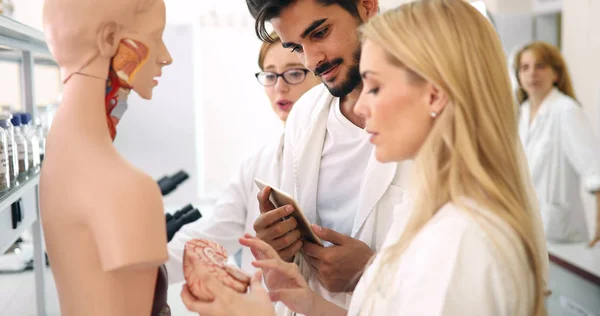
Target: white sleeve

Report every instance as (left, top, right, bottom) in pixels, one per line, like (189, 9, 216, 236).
(559, 105, 600, 192)
(393, 226, 514, 316)
(165, 154, 253, 284)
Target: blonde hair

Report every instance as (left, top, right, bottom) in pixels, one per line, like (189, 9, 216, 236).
(359, 1, 545, 315)
(257, 31, 281, 70)
(514, 41, 577, 104)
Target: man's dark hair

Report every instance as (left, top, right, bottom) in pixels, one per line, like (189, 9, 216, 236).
(246, 0, 361, 43)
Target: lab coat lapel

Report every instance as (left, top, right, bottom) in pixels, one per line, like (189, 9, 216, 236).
(527, 88, 559, 138)
(293, 90, 335, 224)
(352, 150, 397, 237)
(524, 89, 559, 181)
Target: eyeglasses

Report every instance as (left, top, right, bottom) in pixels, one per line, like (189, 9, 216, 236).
(255, 68, 310, 86)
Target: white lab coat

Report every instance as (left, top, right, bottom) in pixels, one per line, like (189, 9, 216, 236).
(165, 134, 284, 283)
(519, 88, 600, 242)
(348, 201, 536, 316)
(277, 84, 410, 316)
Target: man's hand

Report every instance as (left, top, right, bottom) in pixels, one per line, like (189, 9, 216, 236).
(254, 186, 303, 262)
(302, 224, 375, 293)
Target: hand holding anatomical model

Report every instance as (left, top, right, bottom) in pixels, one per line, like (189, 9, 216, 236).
(183, 239, 252, 300)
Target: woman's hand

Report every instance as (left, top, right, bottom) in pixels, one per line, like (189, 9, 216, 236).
(181, 270, 275, 316)
(241, 234, 318, 315)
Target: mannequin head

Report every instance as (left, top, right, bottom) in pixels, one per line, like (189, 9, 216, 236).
(42, 0, 172, 99)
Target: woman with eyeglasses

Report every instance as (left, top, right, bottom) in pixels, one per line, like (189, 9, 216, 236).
(165, 31, 320, 285)
(256, 33, 321, 123)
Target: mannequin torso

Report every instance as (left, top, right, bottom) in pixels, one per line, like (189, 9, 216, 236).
(40, 75, 168, 316)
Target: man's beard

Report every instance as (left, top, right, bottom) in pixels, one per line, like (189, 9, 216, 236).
(322, 47, 361, 98)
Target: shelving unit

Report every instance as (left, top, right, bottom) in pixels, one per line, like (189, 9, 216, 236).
(0, 14, 52, 316)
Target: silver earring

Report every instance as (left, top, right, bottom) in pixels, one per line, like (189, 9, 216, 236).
(430, 111, 438, 118)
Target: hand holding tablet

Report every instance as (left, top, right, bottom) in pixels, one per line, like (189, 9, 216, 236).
(254, 178, 324, 247)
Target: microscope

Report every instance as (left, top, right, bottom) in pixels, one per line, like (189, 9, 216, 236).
(158, 170, 202, 242)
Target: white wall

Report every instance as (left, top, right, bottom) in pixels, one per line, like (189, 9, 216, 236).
(0, 62, 21, 108)
(191, 18, 283, 199)
(562, 0, 600, 235)
(113, 24, 200, 208)
(11, 0, 44, 30)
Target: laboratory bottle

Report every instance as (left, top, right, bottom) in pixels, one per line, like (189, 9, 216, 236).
(18, 113, 40, 173)
(10, 115, 29, 179)
(0, 114, 19, 186)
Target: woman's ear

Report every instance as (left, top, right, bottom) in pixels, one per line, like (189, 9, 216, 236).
(429, 84, 449, 115)
(96, 21, 123, 58)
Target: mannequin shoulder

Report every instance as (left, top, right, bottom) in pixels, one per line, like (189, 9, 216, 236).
(79, 155, 163, 216)
(108, 164, 162, 208)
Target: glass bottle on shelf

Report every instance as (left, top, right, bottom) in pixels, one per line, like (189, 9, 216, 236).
(0, 123, 10, 192)
(19, 113, 40, 173)
(0, 114, 19, 186)
(34, 118, 46, 162)
(10, 115, 29, 180)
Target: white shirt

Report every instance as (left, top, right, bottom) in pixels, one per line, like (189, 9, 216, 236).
(348, 200, 535, 316)
(519, 88, 600, 242)
(316, 98, 373, 240)
(165, 134, 284, 282)
(277, 84, 409, 316)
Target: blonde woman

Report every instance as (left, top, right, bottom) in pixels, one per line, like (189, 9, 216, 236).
(180, 1, 548, 315)
(515, 41, 600, 246)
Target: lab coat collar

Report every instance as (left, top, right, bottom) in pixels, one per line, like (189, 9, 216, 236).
(293, 89, 333, 224)
(352, 151, 397, 237)
(536, 87, 561, 117)
(521, 88, 561, 139)
(292, 89, 397, 237)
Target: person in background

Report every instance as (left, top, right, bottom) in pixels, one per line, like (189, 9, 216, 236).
(515, 41, 600, 247)
(179, 1, 549, 315)
(164, 31, 320, 282)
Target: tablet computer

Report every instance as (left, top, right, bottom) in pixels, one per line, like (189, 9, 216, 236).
(254, 178, 324, 247)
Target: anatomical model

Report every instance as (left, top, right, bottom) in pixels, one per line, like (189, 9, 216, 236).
(184, 239, 251, 300)
(39, 0, 173, 315)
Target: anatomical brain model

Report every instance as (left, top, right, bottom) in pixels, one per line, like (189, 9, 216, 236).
(183, 239, 251, 300)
